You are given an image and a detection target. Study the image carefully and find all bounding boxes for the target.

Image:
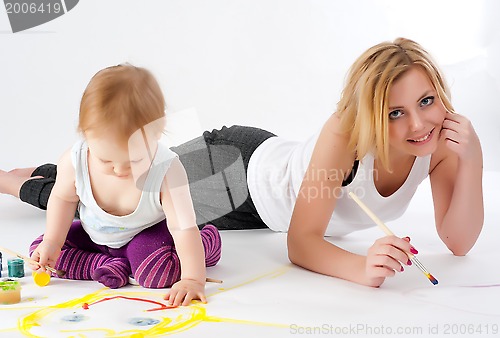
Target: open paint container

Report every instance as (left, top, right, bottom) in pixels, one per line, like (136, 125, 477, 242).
(0, 280, 21, 305)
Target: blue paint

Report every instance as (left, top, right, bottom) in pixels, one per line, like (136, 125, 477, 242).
(61, 314, 87, 322)
(128, 317, 160, 326)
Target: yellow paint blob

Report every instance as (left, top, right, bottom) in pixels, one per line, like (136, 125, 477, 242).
(33, 271, 51, 287)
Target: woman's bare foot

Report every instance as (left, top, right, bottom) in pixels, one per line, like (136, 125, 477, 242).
(8, 167, 37, 177)
(0, 169, 41, 198)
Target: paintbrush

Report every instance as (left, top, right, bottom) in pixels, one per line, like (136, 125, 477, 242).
(348, 192, 438, 285)
(0, 245, 66, 277)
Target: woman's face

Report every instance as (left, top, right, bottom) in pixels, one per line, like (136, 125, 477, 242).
(387, 66, 447, 158)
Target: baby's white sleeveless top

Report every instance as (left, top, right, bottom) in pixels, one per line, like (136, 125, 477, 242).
(71, 139, 177, 248)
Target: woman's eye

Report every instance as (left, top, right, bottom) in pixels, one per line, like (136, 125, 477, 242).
(420, 96, 434, 106)
(389, 110, 403, 120)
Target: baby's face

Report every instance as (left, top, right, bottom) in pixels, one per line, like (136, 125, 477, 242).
(86, 128, 158, 184)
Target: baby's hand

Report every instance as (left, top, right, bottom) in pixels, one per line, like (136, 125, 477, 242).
(29, 239, 61, 272)
(364, 235, 416, 287)
(164, 279, 206, 307)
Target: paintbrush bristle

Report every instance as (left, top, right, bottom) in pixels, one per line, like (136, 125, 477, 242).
(427, 273, 438, 285)
(46, 266, 66, 277)
(410, 256, 438, 285)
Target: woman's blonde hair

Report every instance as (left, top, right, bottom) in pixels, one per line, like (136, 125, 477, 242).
(78, 64, 165, 146)
(337, 37, 454, 171)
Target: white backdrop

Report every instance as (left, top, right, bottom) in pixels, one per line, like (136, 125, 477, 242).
(1, 0, 499, 171)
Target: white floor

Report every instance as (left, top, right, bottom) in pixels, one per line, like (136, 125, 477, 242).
(1, 172, 499, 338)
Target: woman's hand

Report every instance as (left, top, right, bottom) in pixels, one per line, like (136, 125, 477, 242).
(364, 236, 415, 287)
(164, 278, 207, 307)
(440, 112, 482, 163)
(29, 239, 61, 272)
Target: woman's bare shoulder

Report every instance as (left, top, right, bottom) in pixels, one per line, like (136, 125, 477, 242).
(312, 113, 356, 176)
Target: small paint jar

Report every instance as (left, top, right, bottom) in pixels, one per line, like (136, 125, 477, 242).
(32, 271, 51, 287)
(8, 258, 25, 278)
(0, 280, 21, 304)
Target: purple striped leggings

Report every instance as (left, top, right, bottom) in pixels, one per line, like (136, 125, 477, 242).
(29, 220, 221, 289)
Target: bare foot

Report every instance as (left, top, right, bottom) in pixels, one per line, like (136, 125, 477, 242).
(9, 167, 37, 177)
(0, 170, 40, 197)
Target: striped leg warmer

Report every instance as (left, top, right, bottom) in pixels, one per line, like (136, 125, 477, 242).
(133, 224, 221, 289)
(29, 235, 131, 289)
(200, 224, 222, 267)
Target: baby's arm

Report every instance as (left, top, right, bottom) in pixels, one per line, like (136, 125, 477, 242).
(160, 157, 206, 306)
(30, 150, 79, 271)
(287, 115, 413, 287)
(430, 112, 484, 255)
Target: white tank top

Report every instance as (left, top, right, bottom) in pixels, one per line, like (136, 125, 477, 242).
(71, 139, 178, 248)
(247, 131, 431, 236)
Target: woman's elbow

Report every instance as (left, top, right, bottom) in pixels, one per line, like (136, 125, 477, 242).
(449, 243, 475, 256)
(442, 225, 482, 257)
(447, 241, 475, 256)
(286, 232, 303, 265)
(450, 249, 468, 257)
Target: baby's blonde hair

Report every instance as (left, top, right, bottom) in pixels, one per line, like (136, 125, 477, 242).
(78, 64, 165, 146)
(337, 38, 454, 171)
